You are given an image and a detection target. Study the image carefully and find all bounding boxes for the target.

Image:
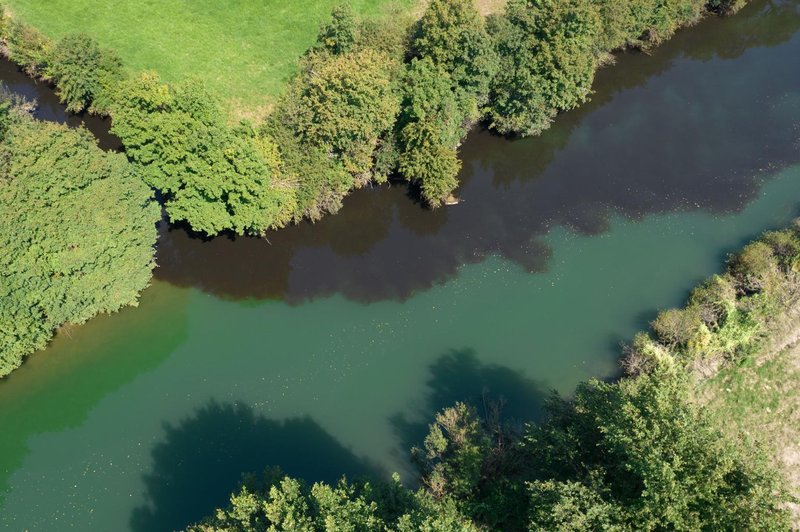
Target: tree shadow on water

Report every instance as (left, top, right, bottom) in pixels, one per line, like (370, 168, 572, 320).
(390, 348, 550, 467)
(130, 400, 383, 532)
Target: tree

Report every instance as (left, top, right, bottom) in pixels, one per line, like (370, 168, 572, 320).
(396, 58, 469, 205)
(488, 0, 600, 136)
(270, 48, 400, 217)
(317, 2, 357, 55)
(398, 120, 461, 205)
(0, 102, 159, 377)
(524, 365, 791, 530)
(111, 72, 296, 235)
(412, 0, 496, 100)
(50, 33, 123, 113)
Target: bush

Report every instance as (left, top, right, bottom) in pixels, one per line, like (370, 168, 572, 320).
(688, 274, 737, 327)
(50, 33, 123, 113)
(316, 2, 357, 55)
(0, 101, 159, 377)
(651, 307, 703, 347)
(4, 18, 52, 76)
(728, 241, 779, 293)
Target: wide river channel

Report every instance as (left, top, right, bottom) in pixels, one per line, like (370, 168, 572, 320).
(1, 1, 800, 529)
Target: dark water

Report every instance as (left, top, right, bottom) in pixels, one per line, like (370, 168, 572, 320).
(1, 1, 800, 530)
(0, 59, 121, 150)
(156, 0, 800, 304)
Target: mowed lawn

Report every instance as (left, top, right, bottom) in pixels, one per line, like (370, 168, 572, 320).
(5, 0, 416, 115)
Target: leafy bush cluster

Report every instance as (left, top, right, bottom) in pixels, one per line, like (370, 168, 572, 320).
(624, 224, 800, 376)
(0, 95, 159, 377)
(0, 0, 746, 235)
(191, 366, 791, 531)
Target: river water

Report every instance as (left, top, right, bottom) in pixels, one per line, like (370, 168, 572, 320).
(1, 1, 799, 529)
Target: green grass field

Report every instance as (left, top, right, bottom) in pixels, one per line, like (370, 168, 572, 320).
(699, 340, 800, 524)
(5, 0, 415, 116)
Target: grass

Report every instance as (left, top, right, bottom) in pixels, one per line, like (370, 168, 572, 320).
(4, 0, 416, 117)
(699, 339, 800, 523)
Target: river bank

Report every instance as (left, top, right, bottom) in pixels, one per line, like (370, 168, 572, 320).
(699, 302, 800, 524)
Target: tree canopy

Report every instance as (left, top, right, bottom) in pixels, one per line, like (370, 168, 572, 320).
(111, 73, 296, 235)
(0, 99, 159, 377)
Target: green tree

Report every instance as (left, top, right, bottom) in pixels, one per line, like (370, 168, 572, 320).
(488, 0, 600, 136)
(396, 58, 469, 205)
(412, 0, 496, 100)
(50, 33, 123, 113)
(0, 102, 159, 377)
(525, 364, 791, 530)
(111, 72, 296, 235)
(398, 119, 461, 205)
(271, 48, 400, 217)
(317, 2, 357, 55)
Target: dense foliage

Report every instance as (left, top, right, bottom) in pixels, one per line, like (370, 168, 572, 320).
(110, 73, 295, 235)
(0, 8, 120, 114)
(487, 0, 600, 136)
(0, 0, 751, 229)
(50, 33, 123, 113)
(191, 367, 790, 530)
(0, 98, 159, 377)
(624, 223, 800, 376)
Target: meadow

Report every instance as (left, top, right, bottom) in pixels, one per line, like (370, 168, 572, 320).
(4, 0, 415, 115)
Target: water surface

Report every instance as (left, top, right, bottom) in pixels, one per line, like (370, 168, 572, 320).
(1, 1, 800, 530)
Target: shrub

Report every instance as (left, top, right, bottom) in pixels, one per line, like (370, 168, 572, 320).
(688, 274, 738, 327)
(728, 241, 779, 294)
(651, 307, 702, 347)
(50, 33, 123, 113)
(316, 2, 357, 55)
(4, 19, 52, 76)
(0, 102, 159, 377)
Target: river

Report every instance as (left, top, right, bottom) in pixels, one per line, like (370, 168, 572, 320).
(1, 1, 799, 529)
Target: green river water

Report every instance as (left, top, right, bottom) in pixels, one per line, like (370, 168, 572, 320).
(1, 1, 800, 529)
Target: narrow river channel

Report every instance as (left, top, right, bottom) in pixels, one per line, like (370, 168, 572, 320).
(1, 1, 799, 529)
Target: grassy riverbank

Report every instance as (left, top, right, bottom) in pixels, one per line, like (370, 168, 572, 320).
(2, 0, 415, 115)
(699, 311, 800, 524)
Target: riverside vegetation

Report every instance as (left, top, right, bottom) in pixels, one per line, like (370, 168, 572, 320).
(187, 222, 800, 530)
(0, 94, 159, 377)
(0, 0, 751, 231)
(0, 0, 755, 374)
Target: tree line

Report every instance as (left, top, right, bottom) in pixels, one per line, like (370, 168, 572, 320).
(0, 0, 750, 237)
(187, 222, 800, 531)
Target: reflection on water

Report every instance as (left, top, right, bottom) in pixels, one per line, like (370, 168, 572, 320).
(0, 59, 121, 150)
(130, 401, 383, 531)
(155, 0, 800, 304)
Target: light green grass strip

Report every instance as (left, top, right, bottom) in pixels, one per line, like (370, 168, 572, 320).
(4, 0, 415, 114)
